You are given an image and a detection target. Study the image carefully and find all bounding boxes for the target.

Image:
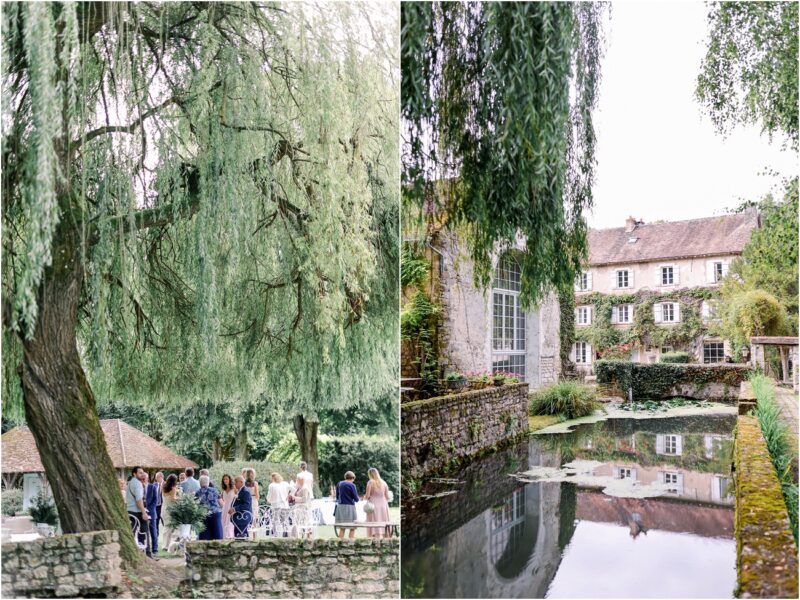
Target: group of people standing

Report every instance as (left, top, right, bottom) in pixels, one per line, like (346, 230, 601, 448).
(123, 461, 392, 555)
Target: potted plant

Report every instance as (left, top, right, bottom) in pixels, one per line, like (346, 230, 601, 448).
(468, 372, 490, 390)
(444, 371, 468, 390)
(492, 372, 505, 386)
(166, 493, 208, 539)
(29, 491, 58, 536)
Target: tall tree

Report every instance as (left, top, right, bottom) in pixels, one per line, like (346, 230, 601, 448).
(401, 2, 606, 307)
(696, 1, 799, 150)
(2, 2, 397, 563)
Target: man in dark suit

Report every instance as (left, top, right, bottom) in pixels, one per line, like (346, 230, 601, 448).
(144, 472, 160, 557)
(229, 475, 253, 538)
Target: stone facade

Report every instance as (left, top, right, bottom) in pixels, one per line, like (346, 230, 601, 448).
(437, 231, 561, 389)
(184, 538, 399, 599)
(401, 383, 529, 479)
(1, 530, 122, 598)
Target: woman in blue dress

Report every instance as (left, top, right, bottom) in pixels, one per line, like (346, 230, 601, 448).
(195, 475, 224, 540)
(335, 471, 359, 539)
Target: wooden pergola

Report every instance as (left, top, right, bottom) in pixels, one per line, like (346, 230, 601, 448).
(749, 336, 799, 388)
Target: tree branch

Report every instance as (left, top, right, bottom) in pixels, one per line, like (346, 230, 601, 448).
(74, 96, 176, 149)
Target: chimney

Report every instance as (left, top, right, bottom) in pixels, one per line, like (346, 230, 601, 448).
(625, 216, 638, 233)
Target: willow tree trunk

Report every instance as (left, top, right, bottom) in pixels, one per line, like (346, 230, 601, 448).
(235, 426, 248, 461)
(293, 415, 319, 486)
(18, 225, 140, 564)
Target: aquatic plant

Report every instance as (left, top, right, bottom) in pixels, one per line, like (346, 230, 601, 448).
(528, 382, 599, 420)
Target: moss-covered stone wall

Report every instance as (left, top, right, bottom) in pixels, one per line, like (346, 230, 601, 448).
(401, 383, 529, 481)
(184, 538, 399, 598)
(735, 416, 798, 598)
(1, 530, 122, 598)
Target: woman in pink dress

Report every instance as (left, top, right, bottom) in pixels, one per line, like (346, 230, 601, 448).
(220, 474, 236, 538)
(364, 468, 391, 538)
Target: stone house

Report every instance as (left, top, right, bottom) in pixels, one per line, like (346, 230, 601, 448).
(410, 230, 561, 388)
(572, 210, 758, 372)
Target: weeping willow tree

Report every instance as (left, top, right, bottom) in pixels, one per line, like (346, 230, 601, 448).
(401, 2, 605, 307)
(2, 1, 398, 564)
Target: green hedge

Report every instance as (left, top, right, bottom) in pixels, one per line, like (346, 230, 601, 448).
(208, 460, 296, 497)
(319, 435, 399, 506)
(1, 488, 23, 516)
(595, 360, 750, 399)
(660, 351, 693, 364)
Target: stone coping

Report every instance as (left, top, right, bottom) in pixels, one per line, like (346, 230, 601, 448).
(735, 416, 798, 598)
(401, 382, 529, 410)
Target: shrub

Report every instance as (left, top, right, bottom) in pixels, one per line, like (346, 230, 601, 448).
(529, 382, 599, 420)
(1, 488, 23, 517)
(166, 493, 209, 532)
(660, 351, 693, 364)
(29, 491, 58, 526)
(318, 435, 400, 505)
(595, 360, 750, 399)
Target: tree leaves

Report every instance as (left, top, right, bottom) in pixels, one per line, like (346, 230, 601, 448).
(402, 2, 606, 307)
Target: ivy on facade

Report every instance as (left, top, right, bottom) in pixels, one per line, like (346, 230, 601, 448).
(573, 287, 719, 357)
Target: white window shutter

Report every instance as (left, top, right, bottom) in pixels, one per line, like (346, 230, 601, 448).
(702, 301, 710, 320)
(675, 436, 683, 455)
(656, 435, 665, 454)
(587, 307, 592, 325)
(655, 266, 662, 286)
(611, 306, 618, 324)
(653, 303, 663, 323)
(570, 343, 576, 362)
(574, 308, 579, 324)
(706, 261, 715, 283)
(574, 279, 581, 292)
(673, 265, 680, 285)
(721, 262, 729, 277)
(611, 271, 617, 289)
(674, 303, 681, 322)
(586, 343, 593, 363)
(629, 270, 634, 289)
(587, 272, 593, 291)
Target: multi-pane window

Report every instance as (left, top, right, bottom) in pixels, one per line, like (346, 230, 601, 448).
(714, 262, 724, 283)
(612, 304, 633, 323)
(661, 266, 674, 285)
(576, 307, 591, 325)
(577, 272, 589, 291)
(662, 302, 675, 322)
(574, 341, 589, 364)
(492, 254, 526, 380)
(615, 467, 635, 480)
(703, 342, 725, 364)
(616, 269, 630, 288)
(664, 435, 679, 455)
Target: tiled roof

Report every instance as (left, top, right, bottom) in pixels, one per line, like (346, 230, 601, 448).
(588, 210, 758, 266)
(1, 419, 197, 474)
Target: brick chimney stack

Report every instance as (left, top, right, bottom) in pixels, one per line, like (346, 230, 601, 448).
(625, 216, 638, 233)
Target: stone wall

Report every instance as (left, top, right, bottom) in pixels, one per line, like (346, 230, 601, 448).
(184, 538, 398, 598)
(735, 416, 798, 598)
(401, 383, 529, 480)
(1, 530, 122, 598)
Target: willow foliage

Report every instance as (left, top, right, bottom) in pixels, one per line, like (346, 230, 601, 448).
(401, 2, 605, 307)
(2, 3, 399, 420)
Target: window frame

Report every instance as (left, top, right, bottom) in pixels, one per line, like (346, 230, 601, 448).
(616, 269, 630, 289)
(574, 341, 589, 364)
(492, 254, 527, 380)
(713, 261, 724, 283)
(661, 265, 674, 286)
(617, 304, 631, 324)
(662, 302, 676, 323)
(703, 341, 725, 364)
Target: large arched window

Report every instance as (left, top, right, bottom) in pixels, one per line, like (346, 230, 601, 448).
(492, 253, 526, 380)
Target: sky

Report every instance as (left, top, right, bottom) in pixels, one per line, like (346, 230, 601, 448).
(587, 1, 798, 230)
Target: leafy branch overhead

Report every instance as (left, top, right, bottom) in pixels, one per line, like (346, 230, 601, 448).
(402, 2, 606, 307)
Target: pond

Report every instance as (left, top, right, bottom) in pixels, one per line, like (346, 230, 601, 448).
(401, 414, 737, 599)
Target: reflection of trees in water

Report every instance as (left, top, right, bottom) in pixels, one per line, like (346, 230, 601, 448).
(558, 483, 577, 551)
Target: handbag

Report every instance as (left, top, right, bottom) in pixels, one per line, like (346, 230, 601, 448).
(363, 500, 375, 514)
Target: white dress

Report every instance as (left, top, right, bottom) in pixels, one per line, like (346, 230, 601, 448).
(296, 471, 315, 499)
(267, 481, 290, 509)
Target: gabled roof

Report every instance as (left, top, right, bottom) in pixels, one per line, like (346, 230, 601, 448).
(588, 210, 758, 267)
(1, 419, 197, 474)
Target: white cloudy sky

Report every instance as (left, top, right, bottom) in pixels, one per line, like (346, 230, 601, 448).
(587, 1, 798, 230)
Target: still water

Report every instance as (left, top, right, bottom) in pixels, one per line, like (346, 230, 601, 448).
(402, 415, 737, 599)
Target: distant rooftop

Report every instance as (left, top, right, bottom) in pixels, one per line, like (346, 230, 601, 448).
(588, 210, 758, 266)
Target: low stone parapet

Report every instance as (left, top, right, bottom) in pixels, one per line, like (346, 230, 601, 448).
(184, 538, 399, 598)
(401, 382, 529, 480)
(1, 529, 122, 598)
(735, 416, 798, 598)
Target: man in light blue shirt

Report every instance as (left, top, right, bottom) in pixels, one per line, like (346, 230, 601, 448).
(180, 467, 200, 495)
(125, 467, 150, 553)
